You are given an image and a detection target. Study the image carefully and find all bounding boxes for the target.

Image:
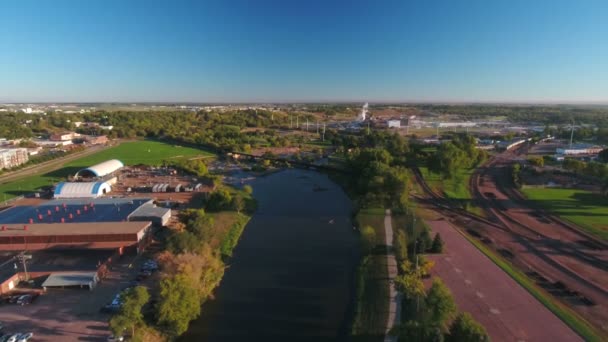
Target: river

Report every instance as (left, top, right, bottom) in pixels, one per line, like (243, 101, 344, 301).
(182, 169, 360, 342)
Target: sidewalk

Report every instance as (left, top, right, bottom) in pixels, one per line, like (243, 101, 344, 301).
(384, 209, 401, 342)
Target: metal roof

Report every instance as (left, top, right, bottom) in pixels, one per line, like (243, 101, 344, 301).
(0, 221, 150, 236)
(42, 271, 98, 288)
(54, 182, 111, 198)
(76, 159, 124, 178)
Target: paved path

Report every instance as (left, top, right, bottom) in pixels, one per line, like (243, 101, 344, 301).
(427, 219, 581, 342)
(383, 209, 401, 342)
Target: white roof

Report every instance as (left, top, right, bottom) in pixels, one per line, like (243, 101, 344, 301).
(42, 272, 98, 287)
(76, 159, 123, 178)
(54, 182, 111, 198)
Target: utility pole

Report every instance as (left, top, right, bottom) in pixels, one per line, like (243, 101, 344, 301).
(306, 118, 309, 131)
(17, 252, 31, 281)
(316, 121, 319, 134)
(569, 123, 574, 148)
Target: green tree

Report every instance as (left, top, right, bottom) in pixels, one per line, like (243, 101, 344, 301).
(446, 312, 490, 342)
(426, 278, 457, 330)
(243, 184, 253, 195)
(157, 273, 202, 337)
(599, 148, 608, 163)
(527, 156, 544, 167)
(394, 229, 408, 263)
(110, 286, 150, 337)
(430, 233, 444, 253)
(360, 225, 376, 255)
(232, 195, 244, 214)
(167, 231, 200, 254)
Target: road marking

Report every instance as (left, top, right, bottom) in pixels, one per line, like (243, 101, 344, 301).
(464, 279, 472, 285)
(444, 257, 451, 262)
(454, 267, 462, 273)
(490, 308, 501, 314)
(476, 291, 484, 298)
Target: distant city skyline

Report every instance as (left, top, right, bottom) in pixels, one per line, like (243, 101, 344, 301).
(0, 0, 607, 103)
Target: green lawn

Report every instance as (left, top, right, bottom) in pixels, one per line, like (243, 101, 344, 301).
(0, 140, 214, 201)
(521, 187, 608, 241)
(419, 166, 482, 216)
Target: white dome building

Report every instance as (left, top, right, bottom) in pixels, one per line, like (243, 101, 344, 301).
(54, 181, 112, 199)
(75, 159, 124, 179)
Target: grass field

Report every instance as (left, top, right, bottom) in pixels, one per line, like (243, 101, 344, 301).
(351, 208, 388, 341)
(0, 140, 214, 201)
(460, 228, 605, 341)
(419, 166, 483, 216)
(521, 187, 608, 241)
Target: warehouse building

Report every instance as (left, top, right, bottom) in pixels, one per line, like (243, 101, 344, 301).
(128, 202, 171, 226)
(75, 159, 124, 179)
(54, 181, 112, 198)
(556, 143, 604, 155)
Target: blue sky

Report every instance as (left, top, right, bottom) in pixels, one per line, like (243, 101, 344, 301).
(0, 0, 607, 103)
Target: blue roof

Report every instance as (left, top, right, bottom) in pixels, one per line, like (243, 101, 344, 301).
(55, 182, 66, 195)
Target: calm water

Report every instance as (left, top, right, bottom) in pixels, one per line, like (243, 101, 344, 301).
(182, 169, 360, 342)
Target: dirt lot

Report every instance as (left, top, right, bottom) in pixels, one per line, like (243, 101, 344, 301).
(427, 219, 580, 341)
(0, 253, 156, 341)
(471, 148, 608, 333)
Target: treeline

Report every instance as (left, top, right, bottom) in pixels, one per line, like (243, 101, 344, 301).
(109, 185, 253, 340)
(415, 104, 608, 126)
(427, 135, 487, 179)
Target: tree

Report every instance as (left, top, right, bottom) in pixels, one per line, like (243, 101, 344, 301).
(232, 195, 244, 214)
(167, 231, 200, 254)
(395, 261, 425, 300)
(446, 312, 490, 342)
(527, 156, 544, 167)
(243, 184, 253, 195)
(157, 273, 202, 337)
(430, 233, 444, 253)
(360, 225, 376, 255)
(110, 286, 150, 337)
(394, 229, 408, 263)
(418, 229, 432, 253)
(599, 148, 608, 163)
(425, 278, 457, 330)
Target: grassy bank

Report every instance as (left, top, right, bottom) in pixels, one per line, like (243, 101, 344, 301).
(351, 208, 388, 341)
(419, 166, 483, 216)
(521, 187, 608, 240)
(459, 228, 604, 341)
(0, 140, 214, 201)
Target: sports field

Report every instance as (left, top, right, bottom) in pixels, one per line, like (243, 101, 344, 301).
(0, 140, 214, 201)
(521, 187, 608, 240)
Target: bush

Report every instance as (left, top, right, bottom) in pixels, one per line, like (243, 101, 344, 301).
(430, 233, 444, 253)
(206, 189, 233, 211)
(360, 225, 376, 255)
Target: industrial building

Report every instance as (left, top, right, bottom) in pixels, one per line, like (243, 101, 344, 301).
(54, 181, 112, 198)
(387, 120, 401, 128)
(75, 159, 124, 179)
(0, 148, 29, 169)
(556, 143, 604, 155)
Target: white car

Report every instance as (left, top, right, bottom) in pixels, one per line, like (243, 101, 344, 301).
(16, 333, 33, 342)
(6, 334, 21, 342)
(107, 335, 124, 342)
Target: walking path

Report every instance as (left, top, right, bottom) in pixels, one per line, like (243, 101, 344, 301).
(383, 209, 401, 342)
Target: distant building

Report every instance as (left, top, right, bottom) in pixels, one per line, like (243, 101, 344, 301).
(387, 120, 401, 128)
(50, 132, 80, 141)
(0, 148, 29, 169)
(438, 122, 477, 128)
(84, 135, 108, 145)
(556, 144, 603, 155)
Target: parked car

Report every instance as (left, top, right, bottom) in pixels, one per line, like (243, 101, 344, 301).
(5, 334, 21, 342)
(16, 333, 33, 342)
(7, 296, 20, 304)
(0, 334, 12, 342)
(107, 334, 124, 342)
(16, 294, 37, 306)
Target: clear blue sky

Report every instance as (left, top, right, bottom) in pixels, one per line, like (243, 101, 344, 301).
(0, 0, 607, 103)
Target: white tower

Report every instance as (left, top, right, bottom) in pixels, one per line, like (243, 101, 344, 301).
(357, 102, 368, 122)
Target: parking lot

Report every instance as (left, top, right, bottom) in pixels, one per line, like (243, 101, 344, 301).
(0, 253, 156, 342)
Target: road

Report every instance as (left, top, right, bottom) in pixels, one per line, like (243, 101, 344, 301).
(427, 219, 581, 341)
(383, 209, 401, 342)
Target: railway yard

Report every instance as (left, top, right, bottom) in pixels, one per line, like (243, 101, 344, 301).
(412, 144, 608, 338)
